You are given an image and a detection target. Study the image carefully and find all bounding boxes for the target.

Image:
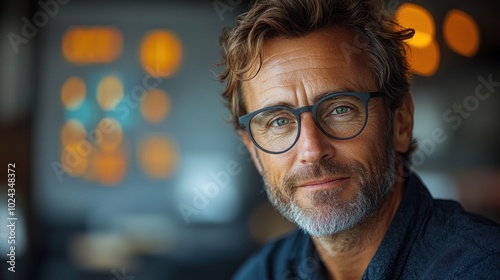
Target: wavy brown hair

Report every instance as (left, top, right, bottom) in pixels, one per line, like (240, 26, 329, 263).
(218, 0, 417, 161)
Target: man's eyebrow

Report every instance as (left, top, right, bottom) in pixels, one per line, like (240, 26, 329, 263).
(258, 88, 354, 109)
(312, 88, 354, 103)
(258, 100, 295, 110)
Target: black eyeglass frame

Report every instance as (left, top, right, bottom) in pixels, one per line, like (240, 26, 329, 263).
(238, 91, 383, 154)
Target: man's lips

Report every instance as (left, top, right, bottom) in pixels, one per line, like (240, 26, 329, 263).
(298, 177, 350, 190)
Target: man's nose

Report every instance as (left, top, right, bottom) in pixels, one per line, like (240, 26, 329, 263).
(295, 113, 335, 164)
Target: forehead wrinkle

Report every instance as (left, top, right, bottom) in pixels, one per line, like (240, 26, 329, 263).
(246, 49, 303, 81)
(246, 92, 283, 111)
(244, 26, 378, 116)
(260, 48, 300, 65)
(257, 65, 353, 87)
(261, 55, 348, 73)
(262, 53, 340, 68)
(259, 77, 359, 97)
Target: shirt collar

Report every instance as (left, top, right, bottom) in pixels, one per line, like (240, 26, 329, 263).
(362, 173, 434, 278)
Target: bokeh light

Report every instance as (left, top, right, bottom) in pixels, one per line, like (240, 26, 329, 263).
(61, 143, 89, 177)
(61, 120, 90, 177)
(62, 27, 123, 64)
(64, 99, 97, 130)
(92, 148, 127, 186)
(61, 119, 86, 148)
(444, 9, 480, 57)
(396, 3, 435, 48)
(407, 40, 440, 77)
(69, 233, 132, 270)
(61, 77, 86, 110)
(97, 117, 123, 152)
(140, 30, 182, 78)
(97, 76, 124, 110)
(140, 89, 171, 123)
(137, 135, 178, 179)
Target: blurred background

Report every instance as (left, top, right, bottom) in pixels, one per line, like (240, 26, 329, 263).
(0, 0, 498, 279)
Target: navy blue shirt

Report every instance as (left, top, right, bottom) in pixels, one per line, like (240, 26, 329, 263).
(234, 173, 500, 279)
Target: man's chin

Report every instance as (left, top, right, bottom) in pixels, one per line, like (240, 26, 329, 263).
(292, 209, 363, 237)
(286, 194, 372, 236)
(294, 185, 353, 209)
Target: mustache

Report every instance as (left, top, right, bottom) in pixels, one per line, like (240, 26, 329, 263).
(283, 160, 365, 192)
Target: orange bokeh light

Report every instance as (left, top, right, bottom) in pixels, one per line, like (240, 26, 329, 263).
(92, 149, 127, 186)
(140, 30, 182, 78)
(396, 3, 435, 48)
(444, 9, 480, 57)
(61, 143, 89, 177)
(62, 27, 123, 64)
(61, 77, 86, 110)
(61, 120, 90, 177)
(137, 135, 178, 179)
(61, 119, 86, 147)
(97, 118, 123, 152)
(140, 89, 171, 123)
(97, 76, 124, 110)
(407, 40, 440, 77)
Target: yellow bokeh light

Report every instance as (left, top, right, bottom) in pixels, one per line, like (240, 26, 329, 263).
(138, 136, 178, 179)
(396, 3, 435, 48)
(92, 149, 127, 186)
(97, 118, 123, 152)
(140, 89, 171, 123)
(444, 9, 480, 57)
(62, 27, 123, 64)
(407, 40, 440, 77)
(140, 30, 182, 78)
(61, 77, 86, 110)
(61, 119, 86, 148)
(97, 76, 123, 110)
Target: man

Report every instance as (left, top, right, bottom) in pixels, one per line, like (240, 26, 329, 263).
(218, 0, 500, 279)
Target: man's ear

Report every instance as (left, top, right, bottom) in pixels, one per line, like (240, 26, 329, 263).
(393, 93, 414, 154)
(240, 130, 264, 174)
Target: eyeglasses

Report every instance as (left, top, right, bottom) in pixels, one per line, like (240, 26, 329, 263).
(239, 92, 383, 154)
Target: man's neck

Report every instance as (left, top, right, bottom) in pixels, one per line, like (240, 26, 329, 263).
(311, 177, 405, 280)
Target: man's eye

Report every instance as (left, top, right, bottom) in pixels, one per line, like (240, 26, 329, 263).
(332, 106, 351, 115)
(271, 117, 291, 127)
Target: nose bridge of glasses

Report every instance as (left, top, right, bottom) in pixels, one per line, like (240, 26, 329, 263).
(292, 104, 334, 160)
(294, 105, 323, 136)
(295, 105, 314, 118)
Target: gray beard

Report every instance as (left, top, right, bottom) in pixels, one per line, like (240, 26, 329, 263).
(261, 137, 397, 237)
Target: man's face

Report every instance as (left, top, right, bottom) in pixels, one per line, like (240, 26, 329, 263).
(241, 26, 401, 237)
